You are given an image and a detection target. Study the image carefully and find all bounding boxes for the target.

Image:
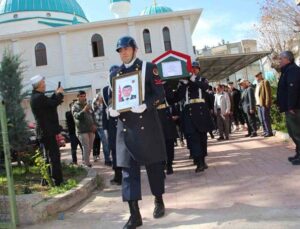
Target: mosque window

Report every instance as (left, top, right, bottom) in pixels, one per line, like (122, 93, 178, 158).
(143, 29, 152, 54)
(163, 27, 172, 51)
(35, 43, 48, 66)
(91, 34, 105, 57)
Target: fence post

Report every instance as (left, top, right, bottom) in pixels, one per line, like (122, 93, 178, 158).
(0, 95, 18, 229)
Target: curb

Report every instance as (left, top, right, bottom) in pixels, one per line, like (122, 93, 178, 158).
(15, 168, 101, 226)
(274, 130, 290, 141)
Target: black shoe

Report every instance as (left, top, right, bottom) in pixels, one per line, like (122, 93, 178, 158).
(264, 134, 273, 138)
(189, 155, 193, 159)
(104, 161, 112, 167)
(250, 133, 258, 138)
(291, 157, 300, 165)
(217, 137, 225, 141)
(166, 166, 173, 175)
(244, 134, 251, 137)
(288, 153, 299, 162)
(123, 201, 143, 229)
(195, 164, 205, 173)
(153, 196, 165, 219)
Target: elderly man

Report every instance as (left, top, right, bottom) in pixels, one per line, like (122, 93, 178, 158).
(30, 75, 64, 186)
(214, 84, 231, 141)
(277, 51, 300, 165)
(255, 72, 273, 137)
(240, 79, 258, 137)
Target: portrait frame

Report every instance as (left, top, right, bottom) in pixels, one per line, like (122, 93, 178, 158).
(112, 70, 142, 113)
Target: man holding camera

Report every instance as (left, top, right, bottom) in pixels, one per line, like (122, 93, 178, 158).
(30, 75, 64, 186)
(72, 90, 97, 167)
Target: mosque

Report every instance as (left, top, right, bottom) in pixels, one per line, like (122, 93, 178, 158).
(0, 0, 201, 124)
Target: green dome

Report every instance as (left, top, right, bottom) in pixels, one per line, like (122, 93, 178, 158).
(0, 0, 87, 20)
(141, 4, 173, 15)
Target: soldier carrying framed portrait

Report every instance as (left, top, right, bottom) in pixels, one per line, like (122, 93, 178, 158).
(112, 70, 143, 113)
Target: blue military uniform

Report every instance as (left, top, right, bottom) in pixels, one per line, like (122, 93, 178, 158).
(157, 82, 178, 174)
(177, 73, 214, 171)
(103, 85, 122, 184)
(111, 58, 167, 201)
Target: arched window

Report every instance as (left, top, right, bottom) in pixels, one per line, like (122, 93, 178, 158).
(35, 43, 47, 66)
(91, 34, 105, 57)
(143, 29, 152, 54)
(163, 27, 172, 51)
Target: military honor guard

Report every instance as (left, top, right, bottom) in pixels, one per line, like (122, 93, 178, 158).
(157, 82, 178, 175)
(177, 61, 214, 173)
(103, 65, 123, 185)
(109, 36, 167, 229)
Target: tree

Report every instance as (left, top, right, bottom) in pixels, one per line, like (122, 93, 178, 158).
(0, 50, 29, 157)
(255, 0, 300, 71)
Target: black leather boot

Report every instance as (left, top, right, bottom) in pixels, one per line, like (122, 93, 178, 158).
(153, 196, 165, 218)
(195, 157, 205, 173)
(123, 201, 143, 229)
(110, 168, 122, 185)
(288, 150, 300, 162)
(166, 164, 173, 175)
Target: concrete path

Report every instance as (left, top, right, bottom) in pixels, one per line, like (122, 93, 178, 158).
(22, 131, 300, 229)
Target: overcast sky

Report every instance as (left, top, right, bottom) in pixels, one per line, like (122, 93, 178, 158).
(77, 0, 262, 49)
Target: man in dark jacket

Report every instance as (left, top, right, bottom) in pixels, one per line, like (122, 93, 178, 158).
(228, 82, 245, 131)
(30, 75, 64, 186)
(109, 36, 166, 229)
(65, 101, 83, 164)
(240, 79, 258, 137)
(277, 51, 300, 165)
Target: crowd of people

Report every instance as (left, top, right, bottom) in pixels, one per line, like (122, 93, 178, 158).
(29, 35, 300, 228)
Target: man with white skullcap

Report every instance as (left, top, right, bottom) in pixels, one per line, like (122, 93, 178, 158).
(29, 75, 64, 186)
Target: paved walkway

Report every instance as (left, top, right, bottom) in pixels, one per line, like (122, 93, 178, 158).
(23, 131, 300, 229)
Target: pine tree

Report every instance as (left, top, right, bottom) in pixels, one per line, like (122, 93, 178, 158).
(0, 50, 29, 154)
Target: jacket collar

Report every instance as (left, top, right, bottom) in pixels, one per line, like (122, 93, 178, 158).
(281, 62, 294, 73)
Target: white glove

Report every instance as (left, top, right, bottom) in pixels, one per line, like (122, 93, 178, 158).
(179, 79, 188, 85)
(190, 74, 196, 82)
(108, 107, 120, 117)
(130, 104, 147, 113)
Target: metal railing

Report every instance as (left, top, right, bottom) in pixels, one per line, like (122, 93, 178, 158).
(0, 95, 18, 229)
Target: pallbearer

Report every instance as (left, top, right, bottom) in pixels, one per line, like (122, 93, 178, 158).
(157, 82, 178, 175)
(103, 65, 123, 185)
(177, 61, 214, 173)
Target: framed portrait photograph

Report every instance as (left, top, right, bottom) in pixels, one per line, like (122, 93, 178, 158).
(112, 71, 142, 113)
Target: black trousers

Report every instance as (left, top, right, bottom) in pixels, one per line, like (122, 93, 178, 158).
(286, 110, 300, 153)
(122, 158, 165, 201)
(189, 131, 208, 161)
(93, 131, 100, 157)
(69, 133, 83, 163)
(166, 138, 175, 166)
(41, 135, 63, 186)
(244, 112, 257, 134)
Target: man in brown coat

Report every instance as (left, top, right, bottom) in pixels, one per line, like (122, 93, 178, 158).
(255, 72, 273, 137)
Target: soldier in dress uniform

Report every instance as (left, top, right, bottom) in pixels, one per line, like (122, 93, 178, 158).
(177, 61, 214, 173)
(102, 65, 122, 185)
(157, 82, 178, 175)
(109, 36, 167, 229)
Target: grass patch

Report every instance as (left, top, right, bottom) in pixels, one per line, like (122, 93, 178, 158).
(0, 163, 87, 195)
